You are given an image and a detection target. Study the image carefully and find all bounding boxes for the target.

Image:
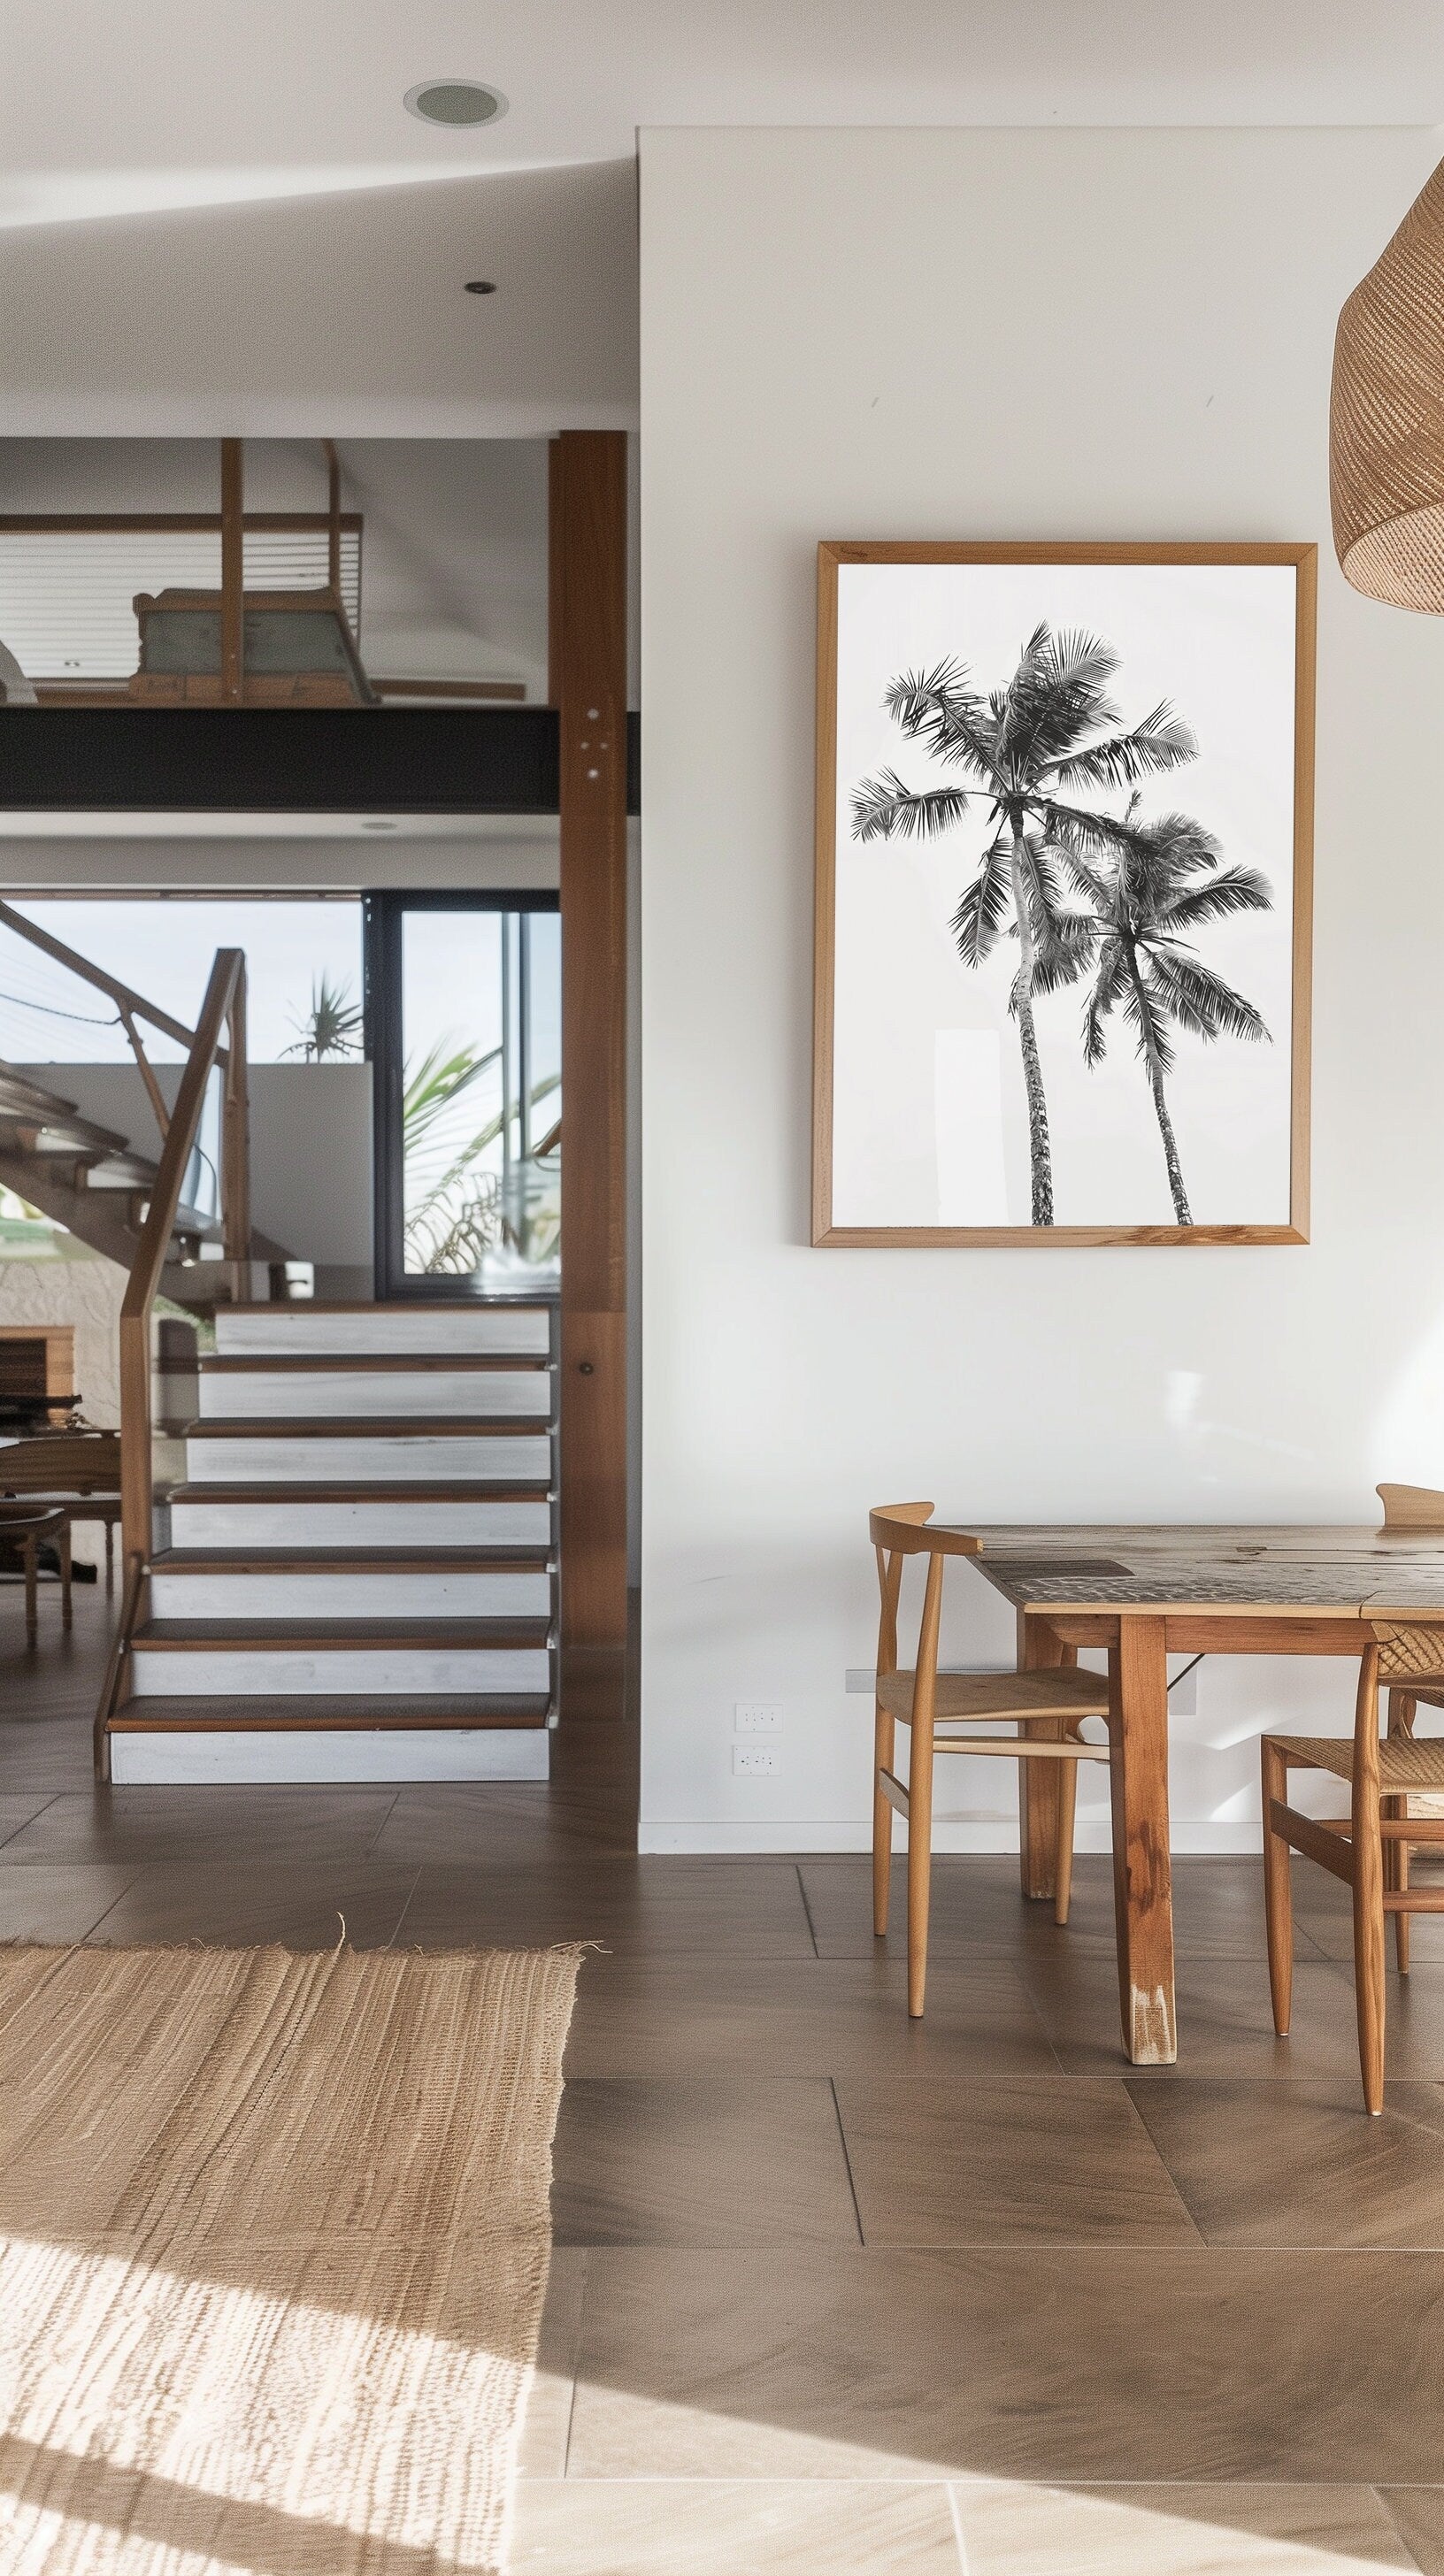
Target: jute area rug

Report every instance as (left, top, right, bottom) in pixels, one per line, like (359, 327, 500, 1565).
(0, 1940, 583, 2575)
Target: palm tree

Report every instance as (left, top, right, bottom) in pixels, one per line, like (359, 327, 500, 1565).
(1069, 799, 1272, 1224)
(852, 625, 1196, 1223)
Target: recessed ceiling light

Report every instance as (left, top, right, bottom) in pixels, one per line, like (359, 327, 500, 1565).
(465, 280, 497, 296)
(404, 79, 507, 128)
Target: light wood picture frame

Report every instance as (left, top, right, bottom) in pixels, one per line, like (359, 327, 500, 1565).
(813, 540, 1316, 1247)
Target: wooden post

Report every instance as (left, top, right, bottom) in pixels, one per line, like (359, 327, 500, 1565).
(1108, 1614, 1177, 2066)
(1018, 1608, 1077, 1898)
(323, 440, 342, 602)
(222, 962, 250, 1289)
(219, 438, 244, 703)
(550, 431, 629, 1654)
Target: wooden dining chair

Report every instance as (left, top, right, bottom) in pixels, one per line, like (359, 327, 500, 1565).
(1263, 1618, 1444, 2113)
(871, 1503, 1114, 2016)
(0, 1503, 73, 1646)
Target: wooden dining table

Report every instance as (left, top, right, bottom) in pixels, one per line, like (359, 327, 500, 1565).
(961, 1522, 1444, 2068)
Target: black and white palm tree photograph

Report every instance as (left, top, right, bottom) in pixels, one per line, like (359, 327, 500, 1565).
(814, 543, 1314, 1244)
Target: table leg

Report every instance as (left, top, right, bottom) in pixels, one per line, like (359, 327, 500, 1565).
(1108, 1614, 1176, 2066)
(1018, 1610, 1077, 1900)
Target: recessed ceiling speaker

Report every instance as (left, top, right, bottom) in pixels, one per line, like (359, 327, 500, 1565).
(404, 79, 507, 128)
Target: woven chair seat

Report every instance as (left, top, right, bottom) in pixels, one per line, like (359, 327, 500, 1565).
(1271, 1732, 1444, 1791)
(878, 1668, 1110, 1726)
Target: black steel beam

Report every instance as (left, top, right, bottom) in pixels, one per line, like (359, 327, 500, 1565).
(0, 708, 641, 817)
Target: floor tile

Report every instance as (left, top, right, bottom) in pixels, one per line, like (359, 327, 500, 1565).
(553, 2077, 861, 2246)
(949, 2480, 1418, 2572)
(566, 2246, 1444, 2482)
(87, 1861, 420, 1951)
(0, 1862, 138, 1943)
(1020, 1950, 1381, 2080)
(371, 1782, 632, 1869)
(1127, 2078, 1444, 2246)
(834, 2076, 1199, 2246)
(0, 1786, 401, 1867)
(1379, 2488, 1444, 2573)
(518, 2248, 588, 2481)
(0, 1794, 54, 1851)
(803, 1856, 1332, 1964)
(510, 2480, 964, 2572)
(564, 1954, 1060, 2079)
(399, 1857, 816, 1956)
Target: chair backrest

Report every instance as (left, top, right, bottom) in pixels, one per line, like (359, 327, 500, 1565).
(1377, 1483, 1444, 1532)
(1368, 1620, 1444, 1683)
(868, 1503, 981, 1560)
(870, 1504, 981, 1701)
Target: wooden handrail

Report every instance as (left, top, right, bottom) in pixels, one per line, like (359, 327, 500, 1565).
(119, 948, 248, 1571)
(0, 895, 215, 1061)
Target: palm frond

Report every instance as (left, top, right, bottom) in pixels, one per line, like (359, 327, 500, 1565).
(1152, 862, 1272, 930)
(881, 664, 1002, 781)
(1082, 939, 1127, 1066)
(950, 838, 1010, 965)
(1145, 950, 1271, 1046)
(1125, 972, 1176, 1075)
(1030, 908, 1098, 995)
(1048, 703, 1198, 794)
(850, 770, 974, 843)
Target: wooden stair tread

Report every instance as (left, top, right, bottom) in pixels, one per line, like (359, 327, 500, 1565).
(222, 1299, 556, 1315)
(150, 1546, 555, 1573)
(133, 1617, 553, 1648)
(111, 1694, 553, 1732)
(188, 1416, 554, 1438)
(200, 1353, 552, 1374)
(168, 1481, 553, 1504)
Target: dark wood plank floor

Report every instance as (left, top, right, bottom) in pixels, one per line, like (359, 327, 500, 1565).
(4, 1586, 1444, 2571)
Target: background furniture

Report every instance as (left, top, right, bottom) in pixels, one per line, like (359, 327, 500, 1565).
(0, 1429, 121, 1579)
(968, 1516, 1444, 2067)
(0, 1324, 77, 1430)
(872, 1503, 1113, 2017)
(0, 1502, 72, 1644)
(1264, 1619, 1444, 2112)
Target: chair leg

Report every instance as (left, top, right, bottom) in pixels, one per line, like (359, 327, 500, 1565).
(1353, 1802, 1386, 2116)
(1053, 1743, 1079, 1928)
(872, 1698, 895, 1939)
(907, 1719, 936, 2020)
(104, 1517, 114, 1587)
(1261, 1737, 1294, 2037)
(22, 1536, 37, 1648)
(1385, 1795, 1410, 1974)
(59, 1518, 73, 1633)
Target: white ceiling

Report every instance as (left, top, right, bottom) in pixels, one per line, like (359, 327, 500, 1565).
(4, 0, 1442, 235)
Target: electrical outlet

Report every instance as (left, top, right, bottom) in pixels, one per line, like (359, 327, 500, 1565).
(733, 1744, 780, 1775)
(734, 1701, 784, 1733)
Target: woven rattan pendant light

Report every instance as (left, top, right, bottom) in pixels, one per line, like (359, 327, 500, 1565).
(1332, 157, 1444, 608)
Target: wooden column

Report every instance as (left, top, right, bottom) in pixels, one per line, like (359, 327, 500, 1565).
(219, 438, 244, 704)
(550, 431, 628, 1652)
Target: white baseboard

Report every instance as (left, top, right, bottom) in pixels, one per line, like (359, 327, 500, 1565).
(637, 1817, 1264, 1856)
(111, 1731, 551, 1785)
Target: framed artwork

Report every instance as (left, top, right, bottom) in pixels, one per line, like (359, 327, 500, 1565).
(813, 541, 1315, 1246)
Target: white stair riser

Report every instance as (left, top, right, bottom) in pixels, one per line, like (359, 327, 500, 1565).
(217, 1308, 551, 1357)
(111, 1731, 551, 1783)
(198, 1368, 552, 1421)
(150, 1568, 553, 1620)
(169, 1499, 552, 1547)
(132, 1646, 554, 1696)
(186, 1433, 552, 1483)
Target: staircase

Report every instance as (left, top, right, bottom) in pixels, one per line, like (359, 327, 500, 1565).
(0, 1056, 284, 1288)
(105, 1300, 557, 1784)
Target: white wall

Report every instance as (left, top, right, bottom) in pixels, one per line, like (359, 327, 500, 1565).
(28, 1064, 373, 1271)
(638, 126, 1444, 1852)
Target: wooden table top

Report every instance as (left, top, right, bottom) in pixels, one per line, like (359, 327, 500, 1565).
(956, 1524, 1444, 1619)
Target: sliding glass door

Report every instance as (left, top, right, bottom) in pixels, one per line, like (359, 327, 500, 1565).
(366, 892, 560, 1297)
